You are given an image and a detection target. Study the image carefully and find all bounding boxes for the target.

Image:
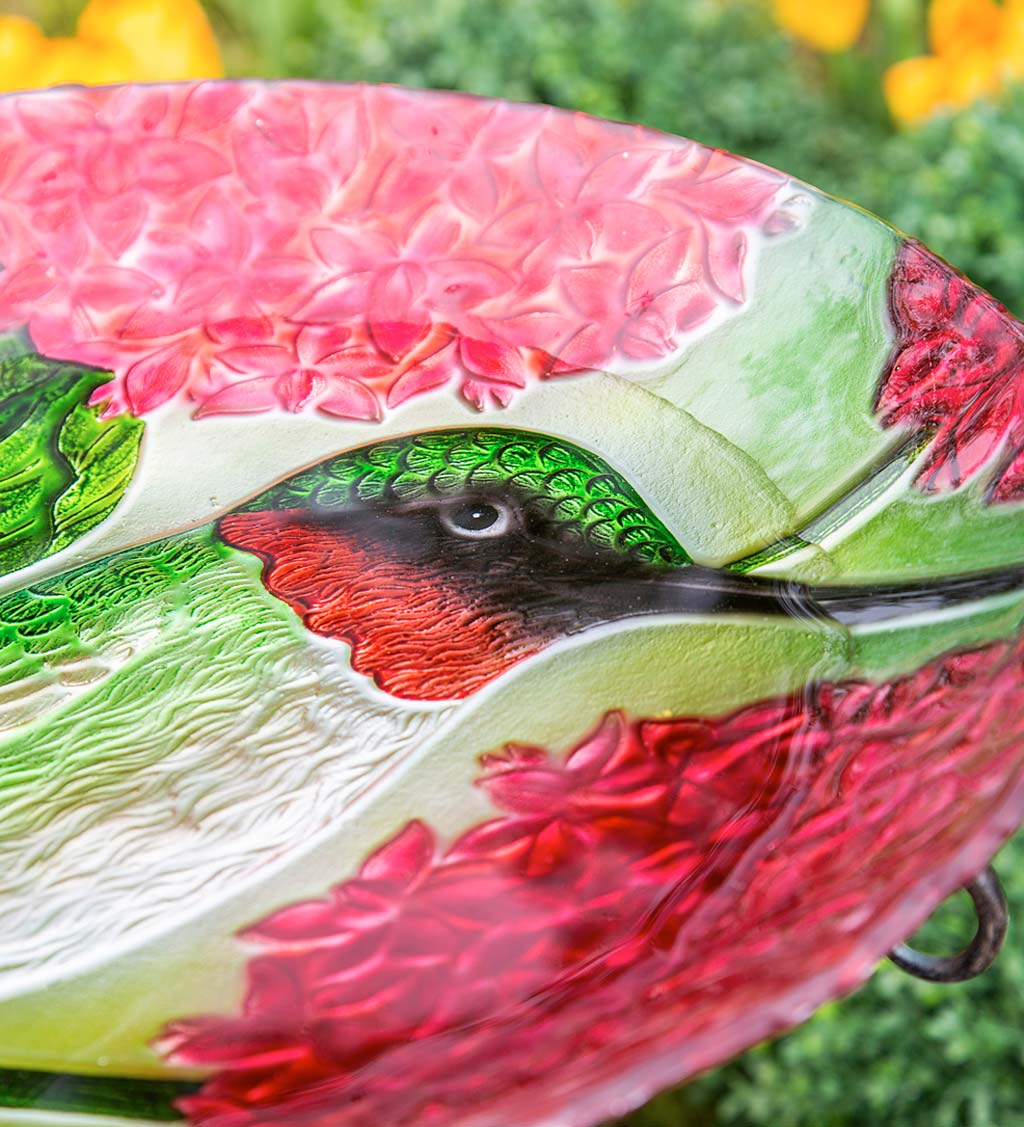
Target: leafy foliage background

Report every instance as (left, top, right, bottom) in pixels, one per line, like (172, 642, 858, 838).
(16, 0, 1024, 1122)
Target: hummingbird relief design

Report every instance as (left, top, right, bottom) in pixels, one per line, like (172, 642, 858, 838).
(0, 81, 1020, 1127)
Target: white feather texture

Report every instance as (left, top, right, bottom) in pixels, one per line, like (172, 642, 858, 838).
(0, 535, 452, 997)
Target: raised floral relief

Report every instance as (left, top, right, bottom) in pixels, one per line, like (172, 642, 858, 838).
(0, 83, 786, 419)
(162, 635, 1024, 1127)
(880, 241, 1024, 502)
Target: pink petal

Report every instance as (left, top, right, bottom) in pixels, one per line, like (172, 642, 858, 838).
(216, 345, 297, 376)
(487, 309, 578, 353)
(119, 302, 201, 340)
(263, 164, 330, 214)
(430, 258, 516, 313)
(249, 257, 316, 305)
(81, 193, 147, 256)
(206, 314, 275, 346)
(250, 90, 310, 155)
(136, 139, 231, 192)
(27, 307, 99, 355)
(385, 353, 456, 407)
(77, 266, 163, 310)
(296, 273, 373, 323)
(190, 189, 251, 265)
(8, 149, 78, 203)
(275, 368, 321, 412)
(560, 264, 621, 321)
(706, 227, 748, 304)
(125, 341, 194, 413)
(549, 322, 615, 373)
(370, 319, 430, 363)
(649, 283, 718, 334)
(310, 227, 380, 271)
(450, 164, 499, 223)
(317, 379, 383, 422)
(671, 159, 784, 222)
(314, 101, 370, 187)
(591, 202, 669, 254)
(626, 229, 702, 315)
(369, 262, 427, 327)
(372, 159, 448, 215)
(404, 208, 461, 259)
(459, 337, 528, 388)
(294, 323, 354, 365)
(242, 900, 342, 946)
(15, 94, 97, 141)
(476, 102, 540, 156)
(461, 377, 516, 410)
(533, 128, 587, 206)
(102, 86, 170, 134)
(579, 148, 660, 202)
(315, 347, 393, 383)
(176, 82, 248, 137)
(194, 375, 281, 417)
(84, 139, 135, 198)
(479, 201, 553, 252)
(0, 262, 57, 312)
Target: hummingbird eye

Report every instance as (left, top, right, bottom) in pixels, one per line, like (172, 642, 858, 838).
(437, 498, 517, 540)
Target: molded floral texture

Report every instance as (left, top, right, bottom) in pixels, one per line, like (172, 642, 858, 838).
(881, 241, 1024, 502)
(162, 633, 1024, 1127)
(0, 82, 787, 421)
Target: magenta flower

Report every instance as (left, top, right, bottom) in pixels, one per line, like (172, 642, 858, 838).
(160, 634, 1024, 1127)
(880, 241, 1024, 502)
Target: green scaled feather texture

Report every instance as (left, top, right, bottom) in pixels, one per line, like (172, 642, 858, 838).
(0, 337, 144, 578)
(241, 428, 691, 568)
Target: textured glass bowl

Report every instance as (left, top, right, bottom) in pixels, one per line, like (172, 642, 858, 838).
(0, 81, 1021, 1127)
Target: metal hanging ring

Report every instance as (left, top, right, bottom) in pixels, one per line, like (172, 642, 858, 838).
(887, 865, 1008, 984)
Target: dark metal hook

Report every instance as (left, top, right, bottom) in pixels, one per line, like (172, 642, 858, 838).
(888, 865, 1008, 983)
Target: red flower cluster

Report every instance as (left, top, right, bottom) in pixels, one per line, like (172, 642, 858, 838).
(161, 632, 1024, 1127)
(0, 83, 785, 420)
(880, 241, 1024, 502)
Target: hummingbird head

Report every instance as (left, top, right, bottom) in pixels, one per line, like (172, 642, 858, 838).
(216, 428, 694, 702)
(216, 424, 1024, 705)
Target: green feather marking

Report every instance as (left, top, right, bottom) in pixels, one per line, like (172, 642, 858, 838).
(241, 428, 691, 568)
(0, 338, 144, 579)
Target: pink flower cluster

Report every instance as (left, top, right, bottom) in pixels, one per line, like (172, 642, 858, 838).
(161, 633, 1024, 1127)
(880, 241, 1024, 502)
(0, 82, 786, 420)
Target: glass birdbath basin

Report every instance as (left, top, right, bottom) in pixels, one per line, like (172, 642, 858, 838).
(0, 81, 1021, 1127)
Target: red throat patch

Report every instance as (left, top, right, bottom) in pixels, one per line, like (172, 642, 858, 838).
(217, 510, 552, 701)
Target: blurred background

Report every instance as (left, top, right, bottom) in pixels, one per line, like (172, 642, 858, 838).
(2, 0, 1023, 1123)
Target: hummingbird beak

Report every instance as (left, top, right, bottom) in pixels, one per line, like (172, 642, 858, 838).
(547, 563, 1024, 634)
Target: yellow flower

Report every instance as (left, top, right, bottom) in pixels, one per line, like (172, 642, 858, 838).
(77, 0, 223, 83)
(0, 15, 50, 93)
(883, 55, 948, 126)
(773, 0, 870, 52)
(0, 0, 222, 94)
(928, 0, 1003, 57)
(885, 0, 1024, 124)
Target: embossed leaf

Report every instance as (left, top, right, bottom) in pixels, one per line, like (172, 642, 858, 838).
(0, 337, 143, 577)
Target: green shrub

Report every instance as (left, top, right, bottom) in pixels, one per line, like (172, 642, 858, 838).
(853, 91, 1024, 317)
(297, 0, 887, 191)
(672, 831, 1024, 1127)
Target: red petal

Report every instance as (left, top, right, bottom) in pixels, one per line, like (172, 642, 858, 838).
(359, 820, 435, 884)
